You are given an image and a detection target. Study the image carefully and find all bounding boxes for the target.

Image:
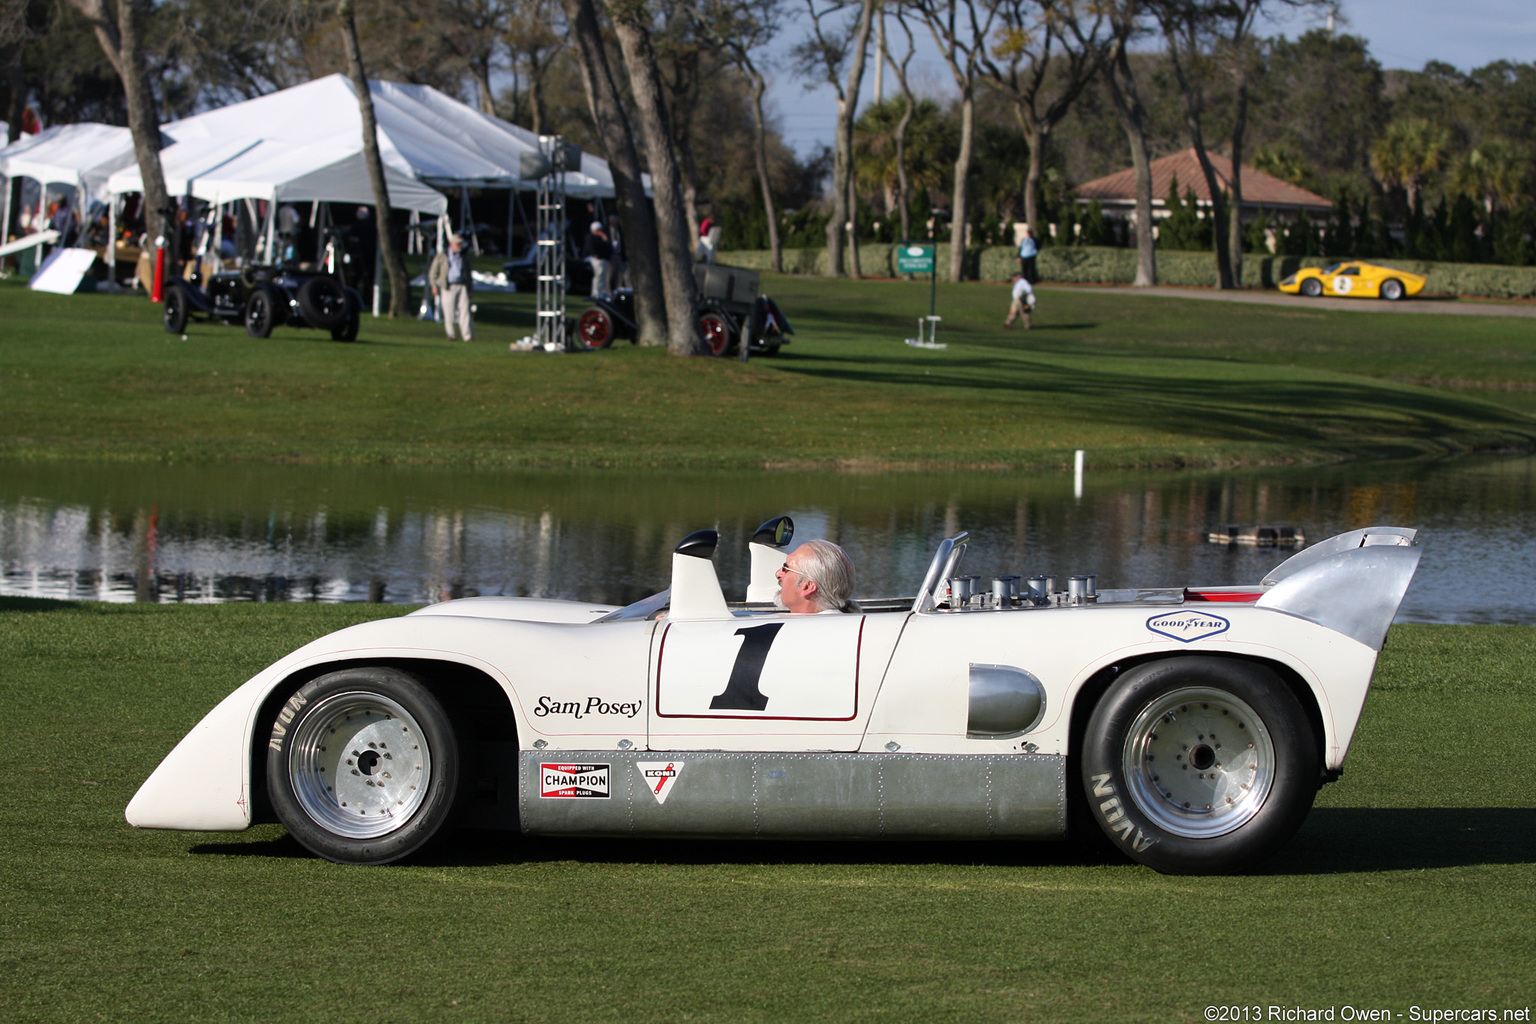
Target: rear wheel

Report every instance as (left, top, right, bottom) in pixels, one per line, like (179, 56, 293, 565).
(1380, 278, 1405, 301)
(330, 295, 360, 341)
(163, 284, 189, 334)
(245, 288, 277, 338)
(297, 277, 350, 329)
(699, 311, 732, 356)
(1300, 278, 1323, 298)
(1080, 656, 1318, 874)
(577, 307, 615, 349)
(266, 667, 461, 864)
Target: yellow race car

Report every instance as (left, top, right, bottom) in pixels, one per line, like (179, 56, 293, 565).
(1278, 261, 1426, 301)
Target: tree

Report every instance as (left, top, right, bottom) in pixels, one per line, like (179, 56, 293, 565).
(853, 95, 953, 240)
(1449, 137, 1527, 218)
(794, 0, 877, 278)
(63, 0, 169, 243)
(438, 0, 512, 116)
(561, 0, 668, 346)
(1150, 0, 1234, 287)
(910, 0, 998, 282)
(605, 0, 703, 355)
(1370, 116, 1450, 212)
(337, 0, 410, 317)
(1063, 0, 1154, 286)
(696, 0, 787, 271)
(976, 0, 1099, 248)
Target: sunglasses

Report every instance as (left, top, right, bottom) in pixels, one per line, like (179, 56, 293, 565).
(778, 562, 816, 585)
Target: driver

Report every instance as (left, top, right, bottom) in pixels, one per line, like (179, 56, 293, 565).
(775, 540, 859, 614)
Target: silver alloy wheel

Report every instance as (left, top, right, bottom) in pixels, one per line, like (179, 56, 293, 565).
(286, 690, 433, 840)
(1121, 685, 1276, 839)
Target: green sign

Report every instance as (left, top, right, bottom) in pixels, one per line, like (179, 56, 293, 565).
(896, 243, 935, 274)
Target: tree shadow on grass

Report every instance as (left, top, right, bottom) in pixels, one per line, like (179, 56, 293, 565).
(188, 808, 1536, 874)
(0, 596, 83, 612)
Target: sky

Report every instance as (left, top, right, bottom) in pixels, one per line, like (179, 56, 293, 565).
(765, 0, 1536, 158)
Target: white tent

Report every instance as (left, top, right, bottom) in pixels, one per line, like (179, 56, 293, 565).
(0, 122, 137, 195)
(105, 135, 448, 214)
(0, 123, 139, 249)
(163, 74, 616, 198)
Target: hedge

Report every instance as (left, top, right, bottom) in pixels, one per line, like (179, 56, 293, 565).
(716, 245, 1536, 300)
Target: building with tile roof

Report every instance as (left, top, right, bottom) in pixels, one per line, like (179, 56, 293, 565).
(1074, 148, 1332, 224)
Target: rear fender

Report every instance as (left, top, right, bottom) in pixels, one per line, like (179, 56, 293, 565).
(1258, 527, 1420, 650)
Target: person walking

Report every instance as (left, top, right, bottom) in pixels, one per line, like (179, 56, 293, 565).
(1016, 224, 1038, 284)
(582, 221, 612, 298)
(1004, 272, 1035, 330)
(429, 234, 474, 342)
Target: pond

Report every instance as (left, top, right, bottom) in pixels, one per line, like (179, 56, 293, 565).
(2, 456, 1533, 625)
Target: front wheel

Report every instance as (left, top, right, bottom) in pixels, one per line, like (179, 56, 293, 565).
(1080, 657, 1318, 874)
(266, 667, 462, 864)
(1300, 278, 1323, 298)
(163, 284, 189, 334)
(245, 287, 277, 338)
(1380, 278, 1405, 301)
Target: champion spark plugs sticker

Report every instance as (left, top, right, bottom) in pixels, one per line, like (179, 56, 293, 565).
(637, 761, 684, 804)
(539, 763, 611, 799)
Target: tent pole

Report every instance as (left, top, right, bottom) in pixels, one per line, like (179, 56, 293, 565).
(1, 176, 12, 276)
(107, 192, 116, 286)
(372, 239, 382, 317)
(263, 199, 276, 265)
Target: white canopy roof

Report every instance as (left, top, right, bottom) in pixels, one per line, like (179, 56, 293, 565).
(164, 74, 616, 198)
(105, 134, 448, 214)
(0, 123, 138, 197)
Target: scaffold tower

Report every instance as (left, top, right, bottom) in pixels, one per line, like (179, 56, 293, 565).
(533, 136, 577, 351)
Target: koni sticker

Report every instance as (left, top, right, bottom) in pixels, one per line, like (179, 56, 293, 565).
(1146, 610, 1230, 643)
(539, 763, 611, 799)
(637, 761, 684, 804)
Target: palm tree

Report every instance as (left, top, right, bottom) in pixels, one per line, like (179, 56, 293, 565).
(1450, 137, 1528, 216)
(1370, 117, 1451, 211)
(853, 97, 953, 230)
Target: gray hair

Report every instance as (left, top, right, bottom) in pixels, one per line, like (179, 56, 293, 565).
(797, 539, 857, 612)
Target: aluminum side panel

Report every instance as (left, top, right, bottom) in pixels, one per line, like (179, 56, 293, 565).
(520, 751, 1066, 839)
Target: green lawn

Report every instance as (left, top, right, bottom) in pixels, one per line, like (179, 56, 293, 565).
(2, 598, 1532, 1022)
(3, 273, 1535, 470)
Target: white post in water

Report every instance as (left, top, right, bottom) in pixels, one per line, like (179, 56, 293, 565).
(1074, 449, 1085, 499)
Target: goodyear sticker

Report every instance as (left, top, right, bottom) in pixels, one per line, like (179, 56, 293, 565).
(1146, 610, 1230, 643)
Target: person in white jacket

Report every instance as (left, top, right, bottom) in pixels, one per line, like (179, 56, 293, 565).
(1005, 272, 1035, 330)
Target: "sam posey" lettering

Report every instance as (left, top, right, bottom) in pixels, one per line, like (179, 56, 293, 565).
(534, 696, 643, 719)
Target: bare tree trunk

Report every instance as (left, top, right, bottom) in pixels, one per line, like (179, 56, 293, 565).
(1013, 103, 1043, 240)
(1102, 37, 1155, 287)
(562, 0, 666, 346)
(894, 97, 912, 241)
(946, 90, 973, 281)
(1163, 35, 1233, 289)
(747, 72, 782, 273)
(825, 0, 877, 278)
(1227, 75, 1248, 286)
(338, 0, 410, 317)
(67, 0, 169, 243)
(606, 0, 702, 356)
(470, 59, 496, 117)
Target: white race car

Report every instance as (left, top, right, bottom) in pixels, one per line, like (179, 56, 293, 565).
(127, 518, 1421, 874)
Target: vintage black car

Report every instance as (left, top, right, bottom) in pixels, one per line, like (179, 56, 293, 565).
(575, 265, 793, 356)
(163, 265, 362, 342)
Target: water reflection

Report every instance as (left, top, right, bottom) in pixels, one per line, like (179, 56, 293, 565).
(1, 457, 1533, 624)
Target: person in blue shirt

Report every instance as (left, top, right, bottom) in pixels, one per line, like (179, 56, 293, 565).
(1016, 224, 1038, 284)
(428, 234, 474, 342)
